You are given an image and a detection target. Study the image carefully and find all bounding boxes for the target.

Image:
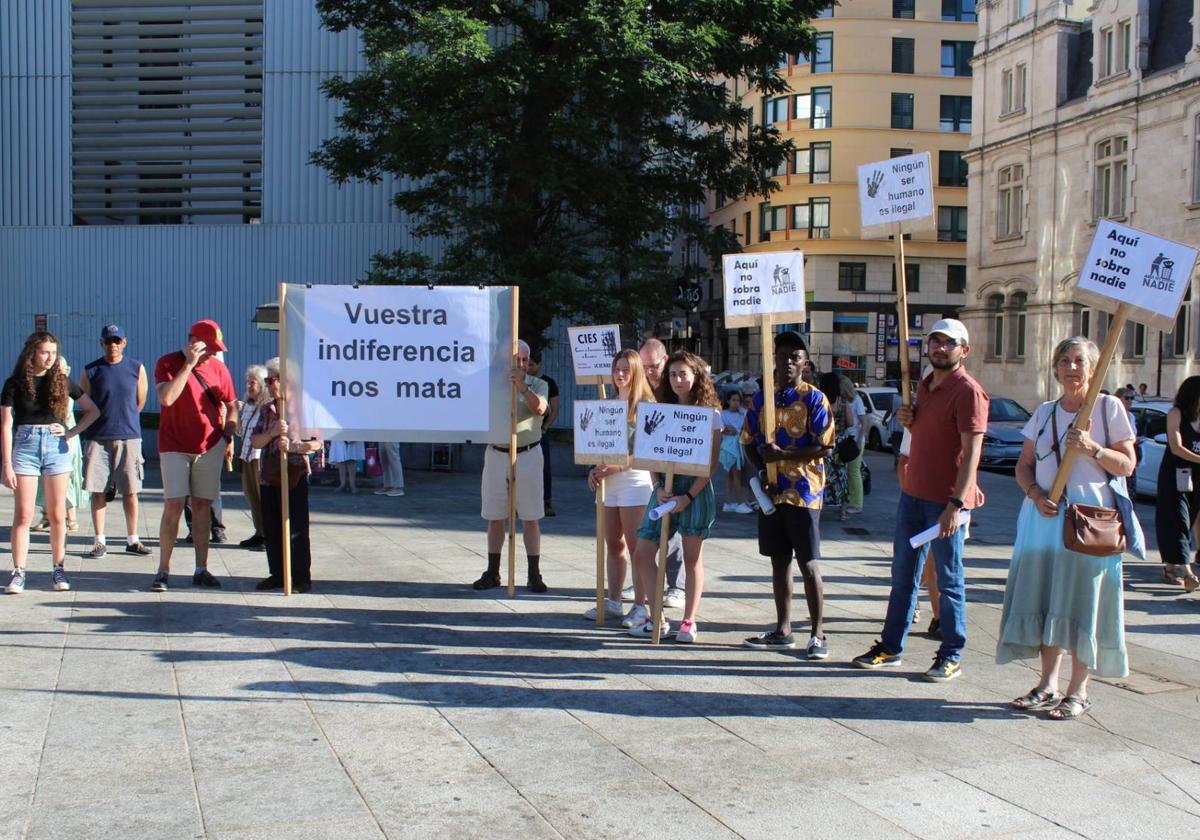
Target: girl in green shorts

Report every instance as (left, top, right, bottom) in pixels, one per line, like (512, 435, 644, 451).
(628, 351, 722, 643)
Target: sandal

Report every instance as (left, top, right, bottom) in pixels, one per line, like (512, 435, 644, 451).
(1164, 567, 1184, 585)
(1047, 695, 1091, 720)
(1010, 687, 1063, 711)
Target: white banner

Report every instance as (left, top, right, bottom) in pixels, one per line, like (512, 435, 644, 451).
(631, 402, 717, 477)
(857, 152, 934, 236)
(1075, 220, 1199, 332)
(567, 324, 621, 381)
(720, 251, 806, 328)
(284, 284, 514, 442)
(573, 399, 629, 465)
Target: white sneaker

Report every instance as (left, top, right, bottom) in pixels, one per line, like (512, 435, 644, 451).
(51, 565, 71, 592)
(386, 488, 406, 497)
(663, 588, 685, 609)
(628, 616, 671, 638)
(5, 567, 26, 594)
(722, 502, 735, 513)
(373, 488, 391, 496)
(734, 503, 755, 514)
(676, 619, 699, 644)
(621, 603, 650, 628)
(584, 598, 624, 620)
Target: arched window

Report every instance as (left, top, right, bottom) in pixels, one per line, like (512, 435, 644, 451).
(1094, 136, 1129, 219)
(987, 293, 1005, 359)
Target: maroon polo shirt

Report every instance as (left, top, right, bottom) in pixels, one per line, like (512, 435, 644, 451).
(906, 365, 989, 508)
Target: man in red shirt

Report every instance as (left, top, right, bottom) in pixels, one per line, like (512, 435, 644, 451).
(151, 320, 238, 592)
(852, 319, 987, 683)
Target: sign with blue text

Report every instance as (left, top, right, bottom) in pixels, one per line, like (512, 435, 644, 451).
(1076, 220, 1199, 332)
(720, 251, 806, 328)
(857, 152, 934, 237)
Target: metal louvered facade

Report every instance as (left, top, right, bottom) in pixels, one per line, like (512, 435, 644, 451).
(70, 0, 264, 223)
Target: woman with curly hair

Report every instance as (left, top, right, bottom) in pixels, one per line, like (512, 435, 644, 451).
(2, 333, 99, 593)
(627, 351, 722, 643)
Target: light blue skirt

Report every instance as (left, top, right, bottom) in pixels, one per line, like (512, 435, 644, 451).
(718, 435, 744, 471)
(995, 498, 1128, 678)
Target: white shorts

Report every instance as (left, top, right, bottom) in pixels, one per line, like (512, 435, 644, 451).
(603, 467, 654, 508)
(160, 446, 225, 501)
(481, 445, 544, 521)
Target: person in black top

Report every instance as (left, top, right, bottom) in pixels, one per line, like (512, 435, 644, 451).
(2, 332, 100, 594)
(1155, 376, 1200, 590)
(528, 351, 560, 517)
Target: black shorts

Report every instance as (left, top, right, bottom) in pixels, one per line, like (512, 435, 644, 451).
(757, 504, 822, 565)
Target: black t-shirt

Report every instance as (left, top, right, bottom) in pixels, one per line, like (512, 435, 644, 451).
(1, 375, 84, 426)
(540, 374, 559, 400)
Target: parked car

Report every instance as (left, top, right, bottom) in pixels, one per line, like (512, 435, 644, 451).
(856, 387, 900, 450)
(980, 397, 1032, 469)
(1130, 399, 1173, 497)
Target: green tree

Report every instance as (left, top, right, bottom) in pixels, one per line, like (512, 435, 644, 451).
(313, 0, 824, 347)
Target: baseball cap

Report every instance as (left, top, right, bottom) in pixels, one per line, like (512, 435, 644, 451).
(189, 319, 227, 352)
(100, 324, 125, 341)
(774, 329, 808, 353)
(928, 318, 969, 346)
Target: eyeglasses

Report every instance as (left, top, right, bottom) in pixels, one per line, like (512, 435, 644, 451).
(266, 375, 279, 382)
(102, 338, 123, 346)
(927, 335, 962, 349)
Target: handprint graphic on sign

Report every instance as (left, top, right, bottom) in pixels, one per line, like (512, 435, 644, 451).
(643, 410, 665, 435)
(866, 170, 885, 198)
(601, 330, 618, 358)
(579, 407, 594, 431)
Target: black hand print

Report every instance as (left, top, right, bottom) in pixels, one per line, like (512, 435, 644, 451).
(644, 410, 665, 435)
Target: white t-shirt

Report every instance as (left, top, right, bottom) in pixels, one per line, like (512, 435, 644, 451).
(841, 395, 865, 440)
(720, 407, 747, 435)
(1023, 395, 1134, 507)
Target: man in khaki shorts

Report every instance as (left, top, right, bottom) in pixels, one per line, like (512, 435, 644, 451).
(151, 320, 237, 591)
(472, 340, 550, 593)
(80, 324, 151, 557)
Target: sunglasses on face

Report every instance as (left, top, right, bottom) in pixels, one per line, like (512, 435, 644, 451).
(103, 338, 123, 346)
(266, 376, 279, 383)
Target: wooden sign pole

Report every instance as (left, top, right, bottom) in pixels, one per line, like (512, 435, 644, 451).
(507, 287, 520, 598)
(277, 281, 292, 596)
(651, 467, 674, 645)
(1047, 303, 1131, 504)
(595, 382, 607, 625)
(894, 222, 912, 406)
(759, 316, 778, 485)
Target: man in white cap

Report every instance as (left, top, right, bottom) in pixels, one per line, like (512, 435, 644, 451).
(852, 318, 988, 683)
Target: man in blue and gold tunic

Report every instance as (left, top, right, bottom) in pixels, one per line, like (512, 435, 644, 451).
(741, 331, 835, 659)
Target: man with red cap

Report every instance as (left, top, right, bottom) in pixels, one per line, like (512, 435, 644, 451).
(150, 320, 238, 591)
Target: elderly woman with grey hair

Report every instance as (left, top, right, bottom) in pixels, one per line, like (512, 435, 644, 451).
(235, 364, 269, 550)
(997, 336, 1139, 721)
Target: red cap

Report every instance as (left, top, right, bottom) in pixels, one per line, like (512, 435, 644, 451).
(189, 319, 227, 352)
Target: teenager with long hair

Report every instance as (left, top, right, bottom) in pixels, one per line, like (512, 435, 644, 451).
(2, 332, 99, 593)
(584, 349, 656, 620)
(627, 351, 722, 643)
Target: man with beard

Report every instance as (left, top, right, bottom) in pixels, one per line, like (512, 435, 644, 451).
(852, 319, 987, 683)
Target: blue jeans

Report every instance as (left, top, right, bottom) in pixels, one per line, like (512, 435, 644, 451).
(881, 493, 968, 662)
(12, 425, 71, 476)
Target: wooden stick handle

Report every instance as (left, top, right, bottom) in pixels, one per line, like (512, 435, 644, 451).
(595, 381, 608, 625)
(760, 316, 778, 486)
(1047, 304, 1130, 504)
(278, 281, 292, 596)
(507, 287, 519, 598)
(895, 223, 912, 406)
(651, 468, 674, 645)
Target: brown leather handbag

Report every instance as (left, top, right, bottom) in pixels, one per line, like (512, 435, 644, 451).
(1051, 403, 1126, 556)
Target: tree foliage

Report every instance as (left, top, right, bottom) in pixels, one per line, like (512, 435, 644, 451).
(313, 1, 825, 347)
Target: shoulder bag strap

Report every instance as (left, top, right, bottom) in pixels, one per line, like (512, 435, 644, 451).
(1049, 402, 1062, 467)
(189, 365, 223, 412)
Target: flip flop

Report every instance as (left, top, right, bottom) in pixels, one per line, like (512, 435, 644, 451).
(1048, 695, 1091, 720)
(1011, 687, 1063, 711)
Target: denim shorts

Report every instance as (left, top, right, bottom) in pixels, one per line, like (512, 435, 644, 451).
(11, 425, 72, 477)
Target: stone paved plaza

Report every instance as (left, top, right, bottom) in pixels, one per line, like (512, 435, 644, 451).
(2, 449, 1199, 839)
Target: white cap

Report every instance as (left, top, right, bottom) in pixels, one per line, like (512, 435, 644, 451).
(928, 318, 969, 345)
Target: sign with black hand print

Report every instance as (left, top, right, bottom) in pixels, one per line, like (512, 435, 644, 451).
(573, 400, 629, 466)
(857, 151, 933, 236)
(631, 402, 718, 477)
(567, 324, 622, 384)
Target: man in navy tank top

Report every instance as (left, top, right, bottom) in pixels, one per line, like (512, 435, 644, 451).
(80, 325, 151, 558)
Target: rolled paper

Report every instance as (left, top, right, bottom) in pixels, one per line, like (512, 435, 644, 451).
(648, 500, 678, 521)
(908, 511, 971, 549)
(749, 476, 776, 516)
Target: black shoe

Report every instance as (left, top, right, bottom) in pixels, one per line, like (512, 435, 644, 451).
(86, 542, 107, 559)
(526, 574, 548, 594)
(743, 630, 796, 650)
(292, 580, 312, 594)
(927, 617, 941, 638)
(124, 542, 152, 556)
(255, 576, 283, 591)
(472, 571, 502, 590)
(210, 529, 227, 545)
(192, 569, 222, 588)
(239, 534, 266, 549)
(544, 502, 557, 518)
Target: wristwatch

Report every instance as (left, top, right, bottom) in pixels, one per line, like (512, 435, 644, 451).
(1093, 447, 1105, 460)
(949, 496, 965, 509)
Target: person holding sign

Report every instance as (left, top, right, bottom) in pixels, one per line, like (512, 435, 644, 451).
(852, 320, 987, 683)
(472, 340, 550, 593)
(996, 338, 1136, 720)
(639, 339, 687, 609)
(1153, 376, 1200, 591)
(740, 331, 836, 658)
(627, 351, 721, 643)
(584, 349, 656, 620)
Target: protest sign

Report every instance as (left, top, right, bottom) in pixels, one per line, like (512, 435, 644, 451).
(283, 284, 515, 443)
(568, 324, 621, 384)
(1075, 220, 1199, 332)
(573, 400, 629, 466)
(631, 402, 717, 477)
(857, 152, 934, 237)
(720, 251, 806, 328)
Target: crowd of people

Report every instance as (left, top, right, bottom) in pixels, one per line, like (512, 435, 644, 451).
(0, 316, 1179, 722)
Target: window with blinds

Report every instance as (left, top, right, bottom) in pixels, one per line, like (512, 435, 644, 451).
(71, 0, 263, 224)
